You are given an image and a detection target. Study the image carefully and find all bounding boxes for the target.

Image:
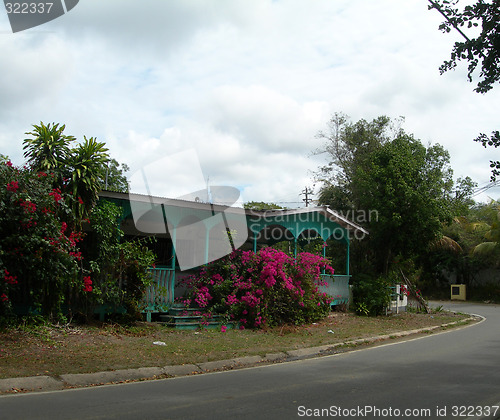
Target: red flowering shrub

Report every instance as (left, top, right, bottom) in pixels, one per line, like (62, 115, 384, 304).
(179, 248, 334, 328)
(83, 276, 93, 292)
(0, 161, 84, 318)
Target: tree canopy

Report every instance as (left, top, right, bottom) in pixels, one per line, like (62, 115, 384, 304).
(356, 134, 454, 272)
(429, 0, 500, 180)
(243, 201, 283, 210)
(315, 114, 457, 274)
(428, 0, 500, 94)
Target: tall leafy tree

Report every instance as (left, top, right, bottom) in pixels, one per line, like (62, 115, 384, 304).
(244, 201, 282, 210)
(100, 159, 129, 193)
(315, 114, 454, 274)
(356, 135, 454, 272)
(314, 113, 399, 212)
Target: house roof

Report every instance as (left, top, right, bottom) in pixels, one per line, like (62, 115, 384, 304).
(98, 190, 368, 236)
(245, 206, 368, 236)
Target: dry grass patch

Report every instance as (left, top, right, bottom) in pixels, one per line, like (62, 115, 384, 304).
(0, 311, 472, 379)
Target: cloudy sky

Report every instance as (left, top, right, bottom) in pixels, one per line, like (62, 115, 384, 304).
(1, 0, 499, 206)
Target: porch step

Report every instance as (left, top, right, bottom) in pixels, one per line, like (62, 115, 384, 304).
(167, 306, 205, 317)
(160, 304, 237, 330)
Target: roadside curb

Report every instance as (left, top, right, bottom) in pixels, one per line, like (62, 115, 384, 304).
(0, 315, 481, 395)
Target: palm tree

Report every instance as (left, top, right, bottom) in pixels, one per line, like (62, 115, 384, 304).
(430, 215, 490, 286)
(24, 122, 113, 222)
(65, 136, 110, 220)
(473, 202, 500, 259)
(23, 122, 75, 174)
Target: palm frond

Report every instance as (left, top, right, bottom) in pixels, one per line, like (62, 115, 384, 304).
(431, 236, 463, 253)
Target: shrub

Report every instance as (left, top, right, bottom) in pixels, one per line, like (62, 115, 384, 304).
(0, 161, 83, 319)
(78, 200, 156, 320)
(352, 274, 392, 316)
(0, 160, 155, 322)
(179, 248, 334, 328)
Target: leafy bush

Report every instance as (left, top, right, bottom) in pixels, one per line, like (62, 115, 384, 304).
(79, 200, 156, 320)
(352, 274, 392, 316)
(179, 248, 334, 328)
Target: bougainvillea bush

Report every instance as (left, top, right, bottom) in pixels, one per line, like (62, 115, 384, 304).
(0, 159, 156, 322)
(178, 248, 334, 328)
(0, 160, 84, 319)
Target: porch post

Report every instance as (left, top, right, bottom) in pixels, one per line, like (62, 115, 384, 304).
(346, 239, 350, 276)
(171, 226, 176, 270)
(322, 241, 326, 275)
(205, 228, 210, 265)
(162, 204, 176, 270)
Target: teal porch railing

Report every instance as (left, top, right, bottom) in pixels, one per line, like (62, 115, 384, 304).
(319, 274, 350, 306)
(142, 267, 176, 322)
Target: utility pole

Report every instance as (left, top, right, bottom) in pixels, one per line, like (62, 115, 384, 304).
(301, 187, 314, 207)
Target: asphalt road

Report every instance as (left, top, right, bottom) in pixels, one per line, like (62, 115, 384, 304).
(1, 302, 499, 420)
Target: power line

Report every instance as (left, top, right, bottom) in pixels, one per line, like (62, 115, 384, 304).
(300, 187, 314, 207)
(471, 180, 500, 198)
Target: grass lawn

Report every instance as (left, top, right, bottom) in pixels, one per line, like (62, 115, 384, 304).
(0, 310, 474, 380)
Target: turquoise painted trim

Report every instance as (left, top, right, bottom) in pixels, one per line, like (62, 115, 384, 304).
(346, 240, 350, 276)
(205, 230, 209, 265)
(171, 226, 177, 269)
(143, 267, 176, 322)
(319, 274, 351, 306)
(248, 212, 349, 243)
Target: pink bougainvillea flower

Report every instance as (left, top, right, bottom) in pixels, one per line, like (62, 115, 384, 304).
(1, 293, 8, 302)
(221, 325, 227, 333)
(180, 247, 334, 329)
(226, 294, 239, 305)
(6, 161, 13, 167)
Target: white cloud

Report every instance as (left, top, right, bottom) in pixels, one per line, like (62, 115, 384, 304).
(0, 0, 499, 205)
